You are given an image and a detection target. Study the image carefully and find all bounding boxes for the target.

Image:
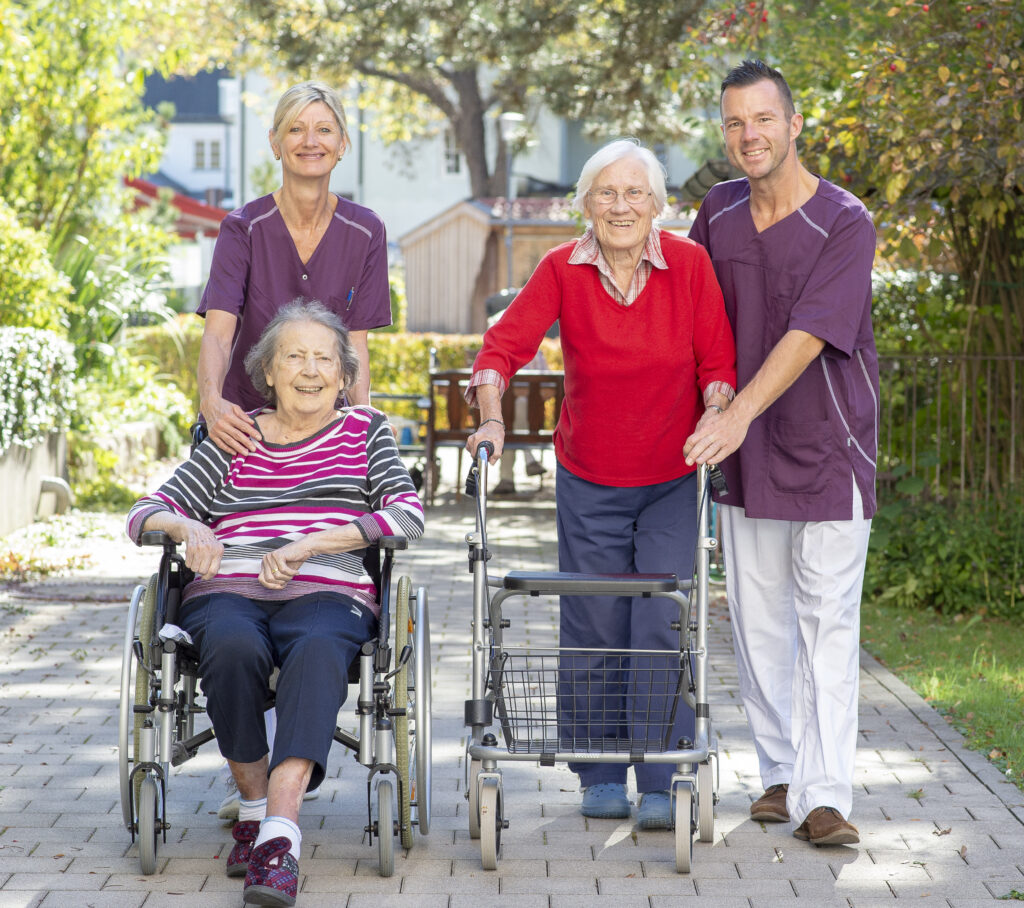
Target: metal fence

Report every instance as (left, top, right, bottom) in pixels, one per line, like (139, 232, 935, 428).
(878, 354, 1023, 500)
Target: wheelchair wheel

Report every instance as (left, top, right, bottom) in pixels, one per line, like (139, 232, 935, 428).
(393, 576, 413, 849)
(118, 575, 157, 832)
(412, 585, 432, 837)
(479, 777, 503, 871)
(137, 776, 160, 875)
(377, 778, 395, 878)
(674, 781, 694, 874)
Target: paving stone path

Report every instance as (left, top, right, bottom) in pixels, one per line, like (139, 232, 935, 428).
(1, 474, 1022, 907)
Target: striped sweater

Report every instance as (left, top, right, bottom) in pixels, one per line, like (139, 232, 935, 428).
(126, 407, 424, 616)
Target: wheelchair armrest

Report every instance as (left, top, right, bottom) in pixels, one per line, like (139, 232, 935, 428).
(140, 531, 177, 550)
(377, 536, 408, 551)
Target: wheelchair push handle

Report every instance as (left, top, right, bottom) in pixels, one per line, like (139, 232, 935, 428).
(464, 441, 494, 498)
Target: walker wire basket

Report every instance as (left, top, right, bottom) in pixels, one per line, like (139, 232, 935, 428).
(488, 647, 688, 755)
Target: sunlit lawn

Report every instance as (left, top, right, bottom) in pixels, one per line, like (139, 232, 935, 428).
(861, 600, 1024, 790)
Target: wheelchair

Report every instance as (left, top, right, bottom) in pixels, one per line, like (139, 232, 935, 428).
(117, 531, 432, 878)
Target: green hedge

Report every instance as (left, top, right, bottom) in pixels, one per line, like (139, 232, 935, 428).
(866, 496, 1024, 619)
(0, 327, 77, 456)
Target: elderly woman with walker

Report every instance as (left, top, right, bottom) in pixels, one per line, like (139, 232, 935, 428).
(465, 139, 736, 829)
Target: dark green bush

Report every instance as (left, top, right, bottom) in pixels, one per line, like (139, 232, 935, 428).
(866, 495, 1024, 619)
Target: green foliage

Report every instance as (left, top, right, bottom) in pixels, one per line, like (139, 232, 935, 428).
(681, 0, 1024, 357)
(0, 328, 77, 457)
(0, 0, 163, 236)
(872, 270, 967, 354)
(866, 495, 1024, 618)
(70, 347, 193, 454)
(0, 0, 236, 238)
(0, 202, 73, 333)
(54, 230, 179, 376)
(241, 0, 712, 196)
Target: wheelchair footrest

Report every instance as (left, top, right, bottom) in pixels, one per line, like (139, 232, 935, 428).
(502, 571, 679, 595)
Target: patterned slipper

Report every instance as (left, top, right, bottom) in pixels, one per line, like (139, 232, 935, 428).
(243, 836, 298, 907)
(226, 820, 260, 877)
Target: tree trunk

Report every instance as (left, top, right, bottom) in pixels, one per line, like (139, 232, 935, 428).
(449, 68, 504, 198)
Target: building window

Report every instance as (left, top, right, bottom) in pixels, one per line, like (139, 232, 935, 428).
(443, 129, 461, 175)
(194, 140, 206, 170)
(209, 140, 221, 170)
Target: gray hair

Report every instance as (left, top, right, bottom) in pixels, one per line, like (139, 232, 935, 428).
(572, 139, 667, 217)
(271, 81, 350, 151)
(243, 300, 359, 406)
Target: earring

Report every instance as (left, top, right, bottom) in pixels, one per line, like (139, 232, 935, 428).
(274, 154, 281, 161)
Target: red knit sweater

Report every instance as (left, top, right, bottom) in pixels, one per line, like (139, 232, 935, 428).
(473, 232, 736, 487)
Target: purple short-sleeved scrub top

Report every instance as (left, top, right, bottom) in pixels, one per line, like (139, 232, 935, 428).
(199, 193, 392, 412)
(690, 177, 879, 522)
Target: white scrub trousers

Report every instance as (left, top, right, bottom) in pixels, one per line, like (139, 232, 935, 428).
(719, 501, 871, 825)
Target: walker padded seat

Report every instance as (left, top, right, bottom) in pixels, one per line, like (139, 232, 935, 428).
(502, 570, 679, 595)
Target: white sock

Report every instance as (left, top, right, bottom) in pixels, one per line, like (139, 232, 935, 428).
(255, 815, 301, 860)
(238, 796, 267, 823)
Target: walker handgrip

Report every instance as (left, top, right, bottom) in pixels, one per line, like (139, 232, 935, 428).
(464, 442, 493, 497)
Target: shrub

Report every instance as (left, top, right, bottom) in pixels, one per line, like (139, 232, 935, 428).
(0, 327, 77, 457)
(0, 202, 73, 332)
(866, 496, 1024, 619)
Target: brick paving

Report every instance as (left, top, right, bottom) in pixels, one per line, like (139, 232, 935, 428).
(1, 462, 1023, 907)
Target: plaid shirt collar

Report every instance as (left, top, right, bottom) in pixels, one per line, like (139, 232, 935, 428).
(568, 226, 669, 272)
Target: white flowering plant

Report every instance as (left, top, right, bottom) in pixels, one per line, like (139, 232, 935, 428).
(0, 328, 77, 457)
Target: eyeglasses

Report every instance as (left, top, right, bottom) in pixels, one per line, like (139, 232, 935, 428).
(588, 188, 652, 208)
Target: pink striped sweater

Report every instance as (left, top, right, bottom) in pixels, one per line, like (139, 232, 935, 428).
(125, 407, 424, 616)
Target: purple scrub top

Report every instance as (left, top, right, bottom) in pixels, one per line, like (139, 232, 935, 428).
(690, 177, 879, 521)
(199, 193, 392, 412)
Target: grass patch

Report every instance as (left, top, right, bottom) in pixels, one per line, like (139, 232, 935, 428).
(861, 599, 1024, 790)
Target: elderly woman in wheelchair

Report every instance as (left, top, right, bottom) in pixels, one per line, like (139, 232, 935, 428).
(125, 300, 424, 906)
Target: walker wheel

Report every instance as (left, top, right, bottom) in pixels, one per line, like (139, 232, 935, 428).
(479, 778, 503, 870)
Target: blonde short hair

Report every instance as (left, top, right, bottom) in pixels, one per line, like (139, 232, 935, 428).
(271, 81, 350, 148)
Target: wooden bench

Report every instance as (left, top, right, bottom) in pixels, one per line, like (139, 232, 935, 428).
(424, 368, 565, 505)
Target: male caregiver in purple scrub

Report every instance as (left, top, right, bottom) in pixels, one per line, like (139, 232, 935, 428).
(684, 59, 878, 848)
(198, 81, 392, 456)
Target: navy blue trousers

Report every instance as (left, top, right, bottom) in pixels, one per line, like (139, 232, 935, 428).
(179, 591, 376, 791)
(556, 464, 697, 791)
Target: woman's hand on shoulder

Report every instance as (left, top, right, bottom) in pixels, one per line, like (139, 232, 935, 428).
(203, 395, 260, 455)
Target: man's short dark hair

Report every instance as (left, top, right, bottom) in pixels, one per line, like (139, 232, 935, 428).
(720, 59, 795, 120)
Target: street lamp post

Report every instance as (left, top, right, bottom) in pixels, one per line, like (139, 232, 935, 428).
(498, 112, 524, 290)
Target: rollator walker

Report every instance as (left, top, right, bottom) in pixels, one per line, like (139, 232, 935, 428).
(463, 444, 720, 872)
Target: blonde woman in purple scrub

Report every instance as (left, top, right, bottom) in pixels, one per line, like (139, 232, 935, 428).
(198, 80, 392, 457)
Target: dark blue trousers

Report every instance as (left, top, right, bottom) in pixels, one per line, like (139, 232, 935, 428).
(556, 464, 697, 792)
(179, 591, 376, 791)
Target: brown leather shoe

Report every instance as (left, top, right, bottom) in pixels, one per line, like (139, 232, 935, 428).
(793, 806, 859, 845)
(750, 783, 789, 822)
